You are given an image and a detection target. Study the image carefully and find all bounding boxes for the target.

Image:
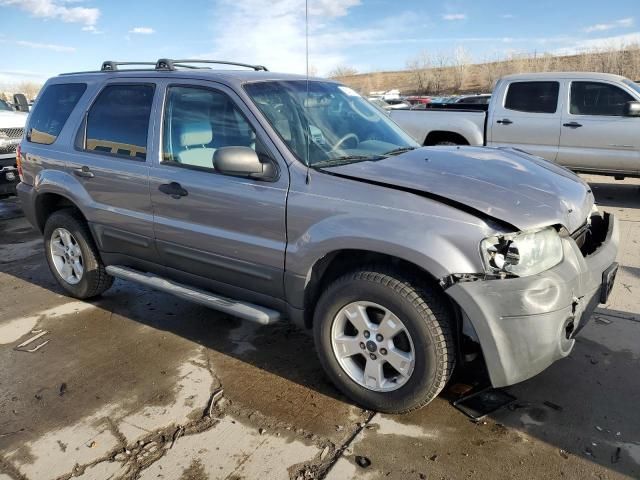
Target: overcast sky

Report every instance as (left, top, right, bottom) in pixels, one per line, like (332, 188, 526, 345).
(0, 0, 638, 84)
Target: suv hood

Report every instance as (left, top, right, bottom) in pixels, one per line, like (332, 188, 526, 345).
(0, 110, 28, 128)
(324, 146, 594, 233)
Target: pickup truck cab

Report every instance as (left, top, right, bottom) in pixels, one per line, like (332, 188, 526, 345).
(0, 99, 27, 197)
(17, 60, 619, 413)
(391, 72, 640, 178)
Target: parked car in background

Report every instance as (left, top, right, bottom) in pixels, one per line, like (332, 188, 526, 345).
(18, 60, 618, 414)
(455, 94, 492, 105)
(391, 72, 640, 179)
(384, 98, 412, 109)
(0, 98, 27, 198)
(368, 97, 393, 111)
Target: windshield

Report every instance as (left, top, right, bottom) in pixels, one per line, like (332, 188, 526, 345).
(0, 100, 12, 112)
(623, 79, 640, 96)
(244, 81, 419, 166)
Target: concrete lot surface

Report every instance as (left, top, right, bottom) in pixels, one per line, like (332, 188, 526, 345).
(1, 174, 639, 480)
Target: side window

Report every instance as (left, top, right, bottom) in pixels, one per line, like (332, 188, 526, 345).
(504, 81, 559, 114)
(27, 83, 86, 145)
(162, 86, 256, 170)
(85, 84, 155, 160)
(570, 82, 634, 116)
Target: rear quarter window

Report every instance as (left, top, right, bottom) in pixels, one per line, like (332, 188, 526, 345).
(27, 83, 87, 145)
(504, 81, 559, 114)
(83, 84, 155, 160)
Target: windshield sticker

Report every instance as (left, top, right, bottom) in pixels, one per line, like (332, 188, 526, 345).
(338, 86, 361, 97)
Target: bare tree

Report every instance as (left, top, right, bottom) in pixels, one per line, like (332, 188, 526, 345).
(451, 46, 470, 92)
(16, 81, 42, 100)
(327, 65, 358, 79)
(406, 50, 432, 94)
(430, 53, 449, 94)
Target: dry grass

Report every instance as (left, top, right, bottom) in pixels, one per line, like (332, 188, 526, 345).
(335, 45, 640, 96)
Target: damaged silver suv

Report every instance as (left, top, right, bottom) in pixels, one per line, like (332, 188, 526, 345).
(18, 59, 619, 413)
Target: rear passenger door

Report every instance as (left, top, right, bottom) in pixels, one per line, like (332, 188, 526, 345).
(557, 81, 640, 174)
(149, 82, 288, 302)
(488, 81, 562, 161)
(72, 81, 159, 266)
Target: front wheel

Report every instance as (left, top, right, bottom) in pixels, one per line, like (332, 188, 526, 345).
(313, 267, 455, 413)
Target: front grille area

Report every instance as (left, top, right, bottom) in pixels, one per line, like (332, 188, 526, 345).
(0, 128, 23, 155)
(0, 144, 18, 155)
(0, 127, 24, 139)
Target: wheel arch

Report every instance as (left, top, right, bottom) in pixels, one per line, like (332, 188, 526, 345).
(423, 130, 470, 146)
(301, 249, 450, 329)
(34, 191, 87, 233)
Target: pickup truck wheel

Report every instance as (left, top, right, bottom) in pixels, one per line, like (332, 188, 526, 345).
(313, 267, 455, 413)
(434, 141, 458, 146)
(44, 209, 113, 299)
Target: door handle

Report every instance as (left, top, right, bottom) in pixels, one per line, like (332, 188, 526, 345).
(159, 182, 188, 199)
(72, 166, 94, 178)
(563, 122, 583, 128)
(496, 118, 513, 125)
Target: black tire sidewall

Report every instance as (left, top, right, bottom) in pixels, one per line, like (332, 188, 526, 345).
(44, 211, 102, 298)
(314, 274, 444, 413)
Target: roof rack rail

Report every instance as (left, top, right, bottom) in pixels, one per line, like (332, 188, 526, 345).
(155, 58, 268, 72)
(101, 61, 157, 71)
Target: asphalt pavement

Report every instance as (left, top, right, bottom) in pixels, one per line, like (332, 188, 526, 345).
(1, 174, 639, 480)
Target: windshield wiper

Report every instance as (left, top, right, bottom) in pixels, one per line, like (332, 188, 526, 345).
(312, 155, 384, 168)
(382, 146, 417, 156)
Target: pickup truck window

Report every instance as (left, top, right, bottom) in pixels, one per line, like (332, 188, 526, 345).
(26, 83, 86, 145)
(570, 81, 635, 116)
(245, 81, 417, 166)
(504, 81, 559, 114)
(0, 100, 12, 112)
(162, 86, 256, 170)
(84, 84, 154, 160)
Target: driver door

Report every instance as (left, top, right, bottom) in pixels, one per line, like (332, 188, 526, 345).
(150, 82, 289, 301)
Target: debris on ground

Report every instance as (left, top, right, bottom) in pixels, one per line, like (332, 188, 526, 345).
(320, 446, 330, 461)
(15, 330, 50, 352)
(559, 449, 569, 459)
(595, 317, 613, 325)
(355, 456, 371, 468)
(543, 401, 563, 411)
(448, 383, 475, 396)
(611, 447, 622, 464)
(59, 382, 67, 396)
(453, 388, 516, 420)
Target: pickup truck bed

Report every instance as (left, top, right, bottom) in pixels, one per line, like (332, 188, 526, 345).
(391, 72, 640, 178)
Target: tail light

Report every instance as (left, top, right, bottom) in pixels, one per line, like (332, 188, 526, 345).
(16, 143, 23, 181)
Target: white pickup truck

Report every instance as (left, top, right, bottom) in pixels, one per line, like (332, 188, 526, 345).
(391, 72, 640, 178)
(0, 99, 27, 197)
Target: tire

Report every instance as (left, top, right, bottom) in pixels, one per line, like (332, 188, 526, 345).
(313, 267, 455, 413)
(434, 141, 459, 146)
(44, 209, 113, 299)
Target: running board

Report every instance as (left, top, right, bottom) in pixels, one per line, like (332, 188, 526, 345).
(105, 266, 281, 325)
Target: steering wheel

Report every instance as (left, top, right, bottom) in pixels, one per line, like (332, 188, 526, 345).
(330, 133, 360, 153)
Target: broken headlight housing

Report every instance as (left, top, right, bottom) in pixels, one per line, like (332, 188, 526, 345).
(480, 226, 563, 278)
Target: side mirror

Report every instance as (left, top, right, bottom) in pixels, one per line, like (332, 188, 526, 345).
(214, 146, 269, 179)
(623, 101, 640, 117)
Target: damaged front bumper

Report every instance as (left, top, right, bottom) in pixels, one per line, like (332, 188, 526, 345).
(446, 212, 619, 388)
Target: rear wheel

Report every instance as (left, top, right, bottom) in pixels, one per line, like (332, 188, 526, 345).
(313, 267, 455, 413)
(44, 209, 113, 299)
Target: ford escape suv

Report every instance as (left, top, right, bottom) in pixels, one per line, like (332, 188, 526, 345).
(18, 59, 619, 413)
